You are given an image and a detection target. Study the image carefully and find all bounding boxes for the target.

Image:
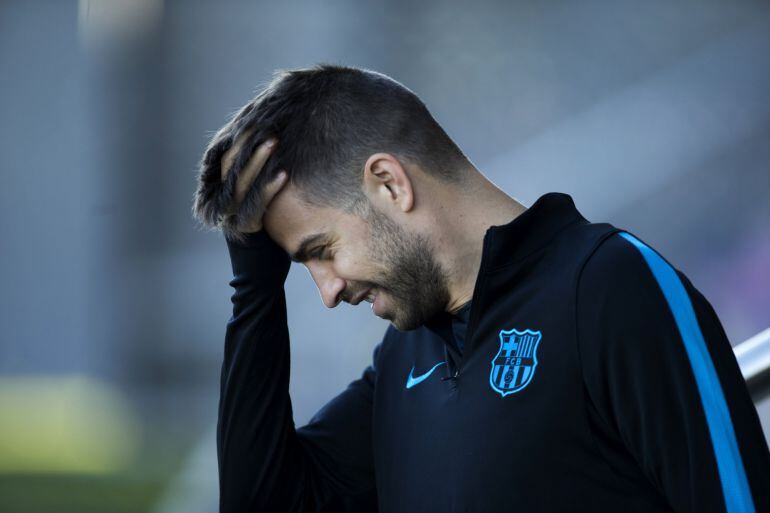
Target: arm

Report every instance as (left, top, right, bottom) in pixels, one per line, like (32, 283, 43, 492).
(219, 230, 377, 512)
(576, 232, 770, 513)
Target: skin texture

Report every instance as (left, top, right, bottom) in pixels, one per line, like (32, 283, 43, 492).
(218, 129, 528, 330)
(259, 151, 528, 330)
(264, 185, 451, 331)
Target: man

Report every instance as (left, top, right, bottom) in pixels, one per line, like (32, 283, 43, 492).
(192, 64, 770, 512)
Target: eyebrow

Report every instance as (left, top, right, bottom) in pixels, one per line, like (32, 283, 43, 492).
(289, 232, 328, 263)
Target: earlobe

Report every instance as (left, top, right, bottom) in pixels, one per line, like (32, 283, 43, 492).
(363, 153, 414, 213)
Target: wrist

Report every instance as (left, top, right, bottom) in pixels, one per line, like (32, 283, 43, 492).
(225, 229, 271, 249)
(225, 229, 291, 285)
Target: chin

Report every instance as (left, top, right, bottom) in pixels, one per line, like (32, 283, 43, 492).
(390, 319, 417, 332)
(385, 295, 444, 332)
(388, 310, 428, 332)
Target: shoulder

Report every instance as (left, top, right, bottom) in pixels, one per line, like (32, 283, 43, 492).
(575, 231, 694, 393)
(581, 231, 652, 278)
(575, 230, 692, 357)
(577, 230, 676, 304)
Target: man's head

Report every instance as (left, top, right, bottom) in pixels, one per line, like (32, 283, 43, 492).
(262, 161, 452, 330)
(193, 63, 476, 329)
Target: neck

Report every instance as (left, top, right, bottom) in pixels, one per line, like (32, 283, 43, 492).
(433, 172, 527, 314)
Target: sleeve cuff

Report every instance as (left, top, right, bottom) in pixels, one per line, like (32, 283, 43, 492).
(225, 230, 291, 284)
(225, 230, 273, 248)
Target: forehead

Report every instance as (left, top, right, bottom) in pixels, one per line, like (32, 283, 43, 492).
(262, 184, 362, 255)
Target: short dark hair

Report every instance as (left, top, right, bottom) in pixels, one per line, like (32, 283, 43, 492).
(192, 63, 470, 238)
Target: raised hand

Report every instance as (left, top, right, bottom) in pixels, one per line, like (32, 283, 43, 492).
(193, 125, 288, 243)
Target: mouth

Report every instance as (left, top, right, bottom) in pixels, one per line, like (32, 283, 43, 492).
(349, 288, 386, 318)
(369, 289, 386, 317)
(350, 288, 376, 306)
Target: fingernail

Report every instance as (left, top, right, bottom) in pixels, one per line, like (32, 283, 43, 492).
(265, 138, 277, 148)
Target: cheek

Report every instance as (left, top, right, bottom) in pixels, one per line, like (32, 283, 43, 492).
(334, 251, 365, 277)
(335, 245, 382, 279)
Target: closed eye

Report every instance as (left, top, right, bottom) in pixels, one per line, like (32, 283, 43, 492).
(309, 246, 329, 261)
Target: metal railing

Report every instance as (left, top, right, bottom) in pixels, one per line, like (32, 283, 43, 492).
(735, 327, 770, 404)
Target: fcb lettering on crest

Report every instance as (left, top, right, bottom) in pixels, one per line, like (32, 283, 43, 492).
(489, 328, 542, 397)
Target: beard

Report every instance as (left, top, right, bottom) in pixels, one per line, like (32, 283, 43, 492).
(361, 204, 451, 331)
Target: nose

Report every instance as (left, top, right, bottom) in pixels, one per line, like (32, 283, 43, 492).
(306, 262, 346, 308)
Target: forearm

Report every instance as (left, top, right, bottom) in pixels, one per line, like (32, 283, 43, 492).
(218, 230, 307, 512)
(218, 230, 379, 512)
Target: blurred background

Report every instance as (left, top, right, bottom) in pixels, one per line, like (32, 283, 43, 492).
(1, 0, 769, 511)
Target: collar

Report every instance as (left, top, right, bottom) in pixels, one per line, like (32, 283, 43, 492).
(483, 192, 587, 271)
(423, 192, 586, 336)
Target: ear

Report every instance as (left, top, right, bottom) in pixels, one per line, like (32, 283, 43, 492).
(362, 153, 415, 213)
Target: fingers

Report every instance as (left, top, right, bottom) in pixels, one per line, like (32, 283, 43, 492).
(221, 128, 252, 181)
(231, 171, 288, 235)
(234, 137, 278, 205)
(261, 171, 288, 206)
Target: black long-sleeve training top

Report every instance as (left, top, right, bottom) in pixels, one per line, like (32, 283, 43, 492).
(217, 192, 770, 513)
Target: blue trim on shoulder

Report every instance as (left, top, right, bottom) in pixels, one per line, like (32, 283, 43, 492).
(618, 232, 755, 513)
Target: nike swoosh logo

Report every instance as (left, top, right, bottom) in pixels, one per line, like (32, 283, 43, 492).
(405, 361, 446, 389)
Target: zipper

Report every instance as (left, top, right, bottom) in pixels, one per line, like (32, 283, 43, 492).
(446, 230, 492, 379)
(442, 343, 461, 380)
(441, 370, 459, 381)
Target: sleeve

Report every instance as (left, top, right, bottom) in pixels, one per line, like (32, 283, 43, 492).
(576, 231, 770, 513)
(218, 230, 378, 513)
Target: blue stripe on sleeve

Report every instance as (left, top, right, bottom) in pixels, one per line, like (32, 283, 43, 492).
(618, 232, 755, 513)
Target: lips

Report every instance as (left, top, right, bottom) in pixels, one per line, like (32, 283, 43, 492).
(371, 291, 385, 317)
(350, 288, 375, 306)
(347, 287, 384, 317)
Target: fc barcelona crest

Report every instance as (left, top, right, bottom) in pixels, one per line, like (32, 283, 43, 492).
(489, 328, 542, 397)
